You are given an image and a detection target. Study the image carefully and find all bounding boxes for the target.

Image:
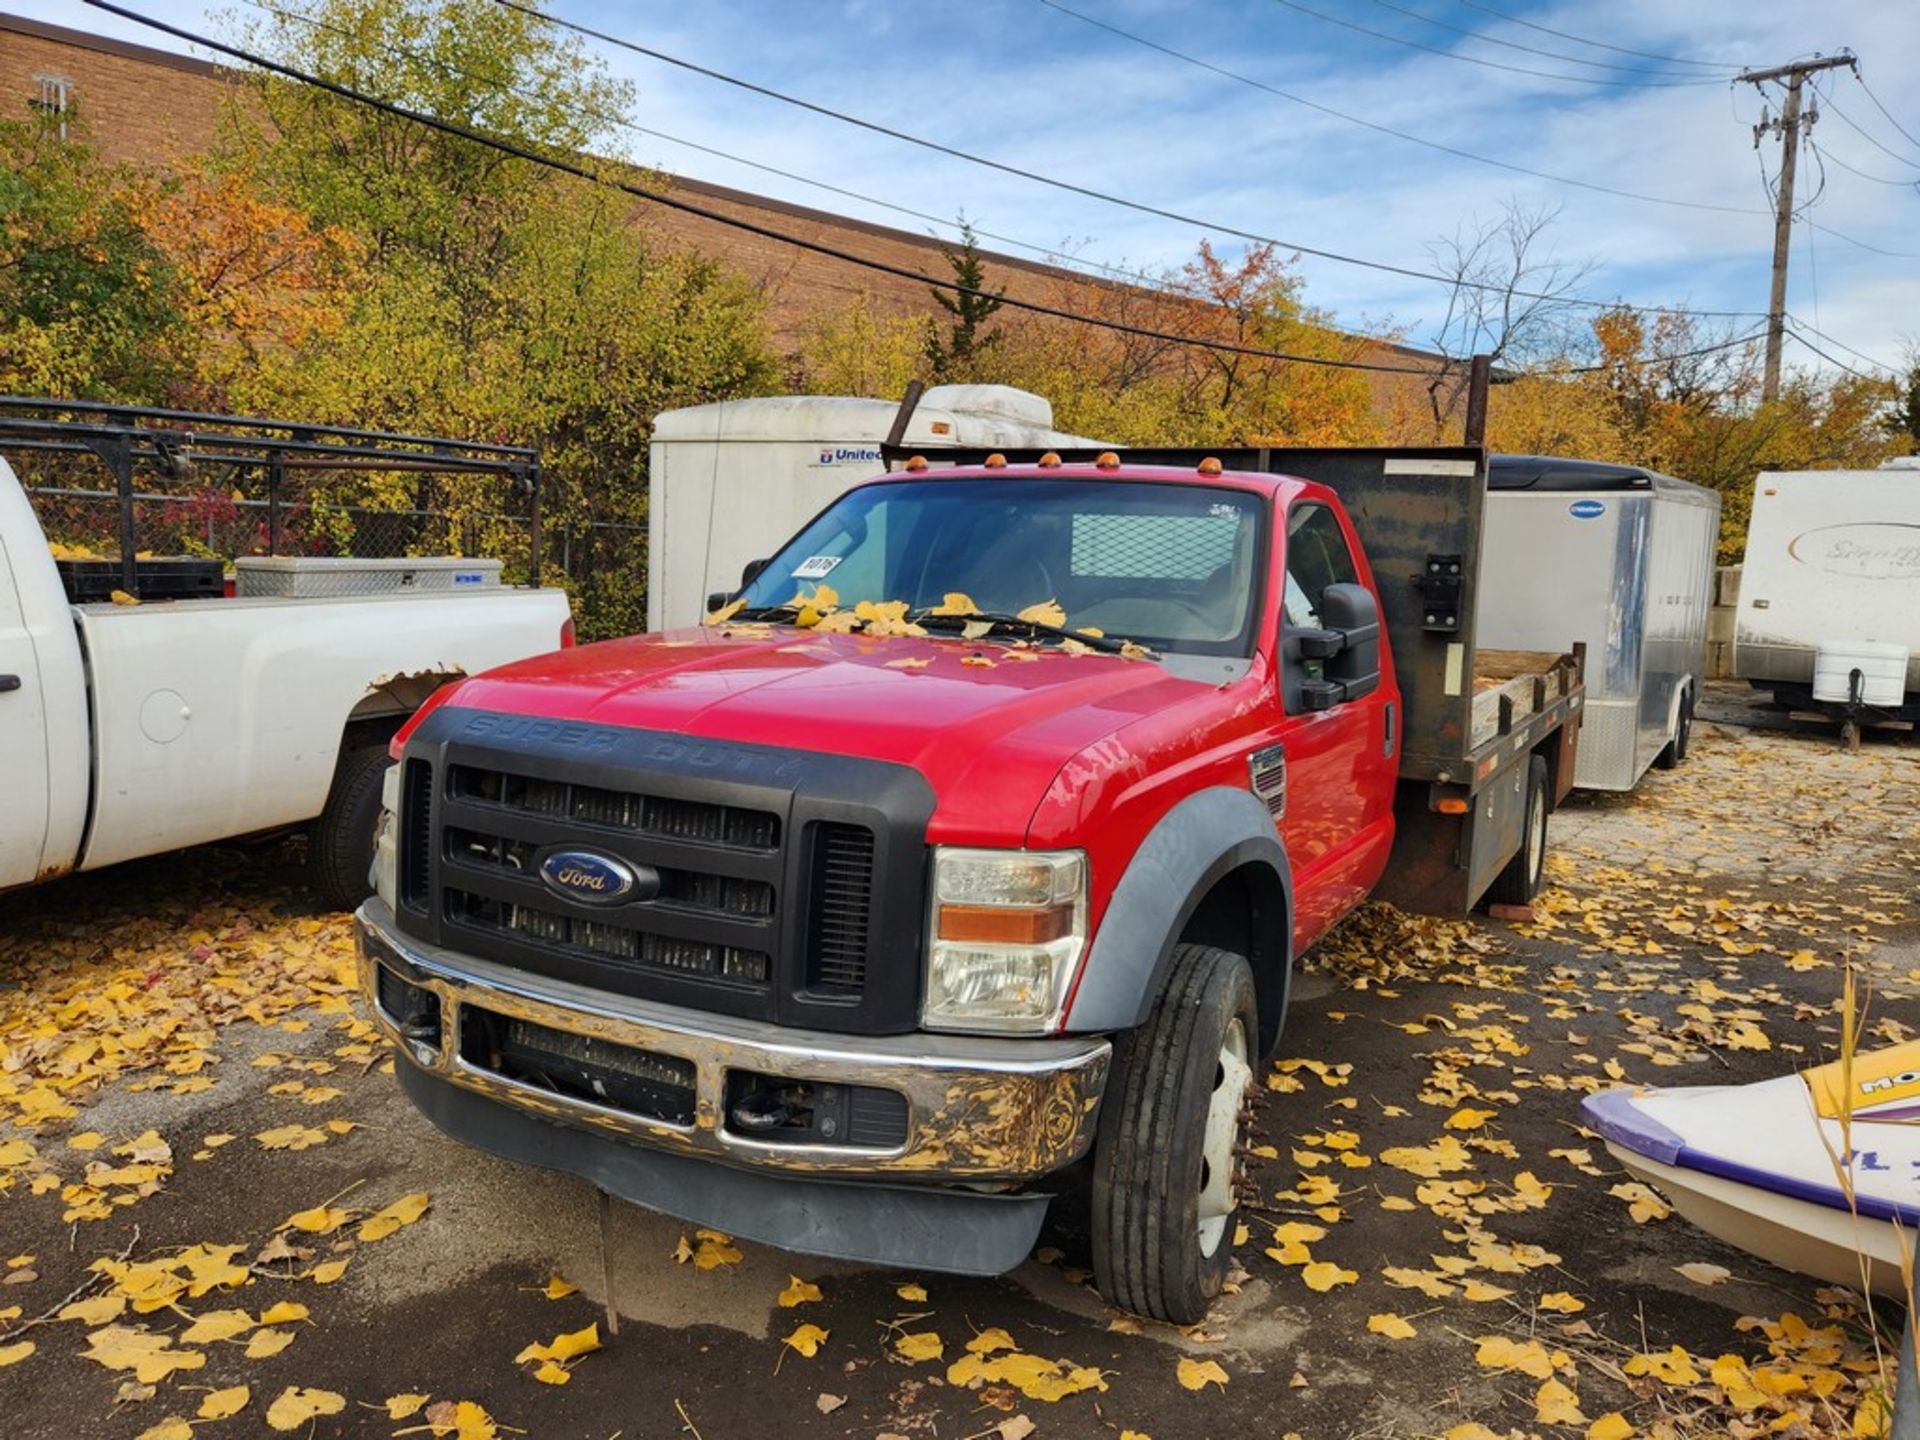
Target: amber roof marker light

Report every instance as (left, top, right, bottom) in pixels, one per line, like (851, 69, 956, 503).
(1038, 451, 1063, 468)
(1095, 452, 1121, 470)
(983, 453, 1008, 469)
(1197, 457, 1224, 476)
(904, 455, 929, 472)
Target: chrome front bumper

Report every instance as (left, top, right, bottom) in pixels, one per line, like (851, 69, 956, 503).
(355, 901, 1110, 1182)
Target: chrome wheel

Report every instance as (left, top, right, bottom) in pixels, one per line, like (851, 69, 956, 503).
(1196, 1017, 1252, 1257)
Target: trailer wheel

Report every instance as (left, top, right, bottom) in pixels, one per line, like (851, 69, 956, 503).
(1486, 755, 1549, 907)
(307, 744, 393, 912)
(1654, 686, 1693, 769)
(1091, 942, 1257, 1325)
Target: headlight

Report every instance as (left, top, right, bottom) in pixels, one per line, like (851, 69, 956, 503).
(370, 764, 401, 909)
(922, 848, 1087, 1034)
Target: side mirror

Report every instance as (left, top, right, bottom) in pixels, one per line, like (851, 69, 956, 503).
(1320, 582, 1381, 703)
(707, 558, 772, 615)
(1288, 582, 1382, 711)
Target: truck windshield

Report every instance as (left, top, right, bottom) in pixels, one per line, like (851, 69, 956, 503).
(733, 477, 1265, 656)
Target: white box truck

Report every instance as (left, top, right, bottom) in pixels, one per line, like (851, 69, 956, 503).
(1734, 460, 1920, 743)
(1477, 456, 1719, 791)
(646, 385, 1101, 629)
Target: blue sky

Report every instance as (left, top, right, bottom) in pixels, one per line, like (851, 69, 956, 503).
(37, 0, 1920, 374)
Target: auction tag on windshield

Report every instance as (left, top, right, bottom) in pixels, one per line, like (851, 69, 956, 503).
(791, 555, 842, 580)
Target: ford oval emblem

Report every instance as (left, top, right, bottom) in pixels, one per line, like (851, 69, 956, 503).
(1569, 499, 1606, 520)
(539, 849, 652, 906)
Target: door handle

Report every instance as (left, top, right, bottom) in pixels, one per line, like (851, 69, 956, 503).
(0, 674, 20, 693)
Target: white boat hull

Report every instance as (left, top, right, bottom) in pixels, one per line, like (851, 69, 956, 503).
(1604, 1143, 1912, 1297)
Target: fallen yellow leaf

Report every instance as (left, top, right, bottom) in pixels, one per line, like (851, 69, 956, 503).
(359, 1191, 431, 1242)
(1587, 1414, 1634, 1440)
(1176, 1357, 1229, 1391)
(385, 1393, 431, 1419)
(198, 1385, 250, 1419)
(1367, 1313, 1416, 1340)
(1300, 1261, 1358, 1292)
(265, 1386, 345, 1431)
(895, 1331, 943, 1363)
(778, 1275, 823, 1308)
(543, 1275, 577, 1300)
(1536, 1377, 1587, 1426)
(784, 1323, 830, 1358)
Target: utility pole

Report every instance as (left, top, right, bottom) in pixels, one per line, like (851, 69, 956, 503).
(1739, 52, 1856, 403)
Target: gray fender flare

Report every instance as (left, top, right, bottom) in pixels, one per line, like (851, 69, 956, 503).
(1065, 786, 1294, 1041)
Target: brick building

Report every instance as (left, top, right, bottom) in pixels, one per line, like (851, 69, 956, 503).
(1, 11, 1439, 403)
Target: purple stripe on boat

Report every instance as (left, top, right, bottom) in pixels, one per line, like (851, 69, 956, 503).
(1673, 1148, 1920, 1229)
(1582, 1089, 1685, 1165)
(1585, 1088, 1920, 1228)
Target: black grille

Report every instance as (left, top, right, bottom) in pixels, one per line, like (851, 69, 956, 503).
(400, 759, 433, 911)
(449, 765, 779, 851)
(446, 826, 775, 920)
(806, 823, 876, 996)
(396, 710, 934, 1034)
(446, 888, 770, 985)
(464, 1008, 696, 1126)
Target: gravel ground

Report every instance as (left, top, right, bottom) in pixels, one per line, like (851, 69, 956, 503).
(1, 681, 1915, 1440)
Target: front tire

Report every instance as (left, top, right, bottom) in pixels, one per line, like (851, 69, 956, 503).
(1091, 942, 1258, 1324)
(307, 744, 393, 911)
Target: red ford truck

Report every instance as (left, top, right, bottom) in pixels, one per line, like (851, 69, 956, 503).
(356, 445, 1583, 1322)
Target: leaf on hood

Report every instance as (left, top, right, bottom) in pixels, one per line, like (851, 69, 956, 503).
(704, 598, 746, 625)
(1016, 599, 1066, 627)
(930, 593, 980, 615)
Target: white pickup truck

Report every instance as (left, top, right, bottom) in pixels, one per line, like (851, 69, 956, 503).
(0, 456, 573, 906)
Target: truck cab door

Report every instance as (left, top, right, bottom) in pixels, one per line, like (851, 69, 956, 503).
(0, 528, 51, 889)
(1275, 500, 1396, 947)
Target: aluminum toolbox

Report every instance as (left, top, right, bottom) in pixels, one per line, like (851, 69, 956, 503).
(233, 556, 502, 599)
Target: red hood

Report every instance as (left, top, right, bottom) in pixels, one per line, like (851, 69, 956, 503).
(437, 626, 1209, 843)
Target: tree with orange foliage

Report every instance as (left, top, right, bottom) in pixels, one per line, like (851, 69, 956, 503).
(129, 162, 365, 412)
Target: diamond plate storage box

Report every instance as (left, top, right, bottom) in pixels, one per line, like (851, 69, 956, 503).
(234, 556, 502, 598)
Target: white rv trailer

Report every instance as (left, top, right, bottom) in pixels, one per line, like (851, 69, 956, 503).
(646, 386, 1101, 630)
(1477, 456, 1720, 792)
(1734, 461, 1920, 737)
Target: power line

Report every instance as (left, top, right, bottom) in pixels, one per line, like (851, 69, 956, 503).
(1807, 137, 1920, 190)
(1819, 88, 1920, 171)
(239, 0, 1189, 299)
(82, 0, 1446, 377)
(1559, 327, 1768, 375)
(1853, 72, 1920, 153)
(1036, 0, 1764, 217)
(1786, 316, 1901, 377)
(1364, 0, 1719, 80)
(1446, 0, 1738, 72)
(1787, 327, 1896, 384)
(493, 0, 1773, 316)
(1269, 0, 1722, 87)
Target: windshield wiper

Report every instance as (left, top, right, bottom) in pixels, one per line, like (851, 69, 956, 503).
(915, 610, 1129, 654)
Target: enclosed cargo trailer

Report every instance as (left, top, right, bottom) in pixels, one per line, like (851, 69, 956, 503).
(1476, 456, 1719, 791)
